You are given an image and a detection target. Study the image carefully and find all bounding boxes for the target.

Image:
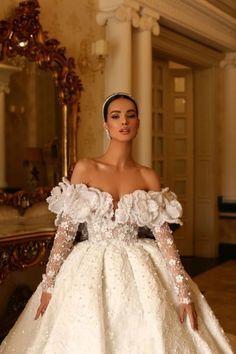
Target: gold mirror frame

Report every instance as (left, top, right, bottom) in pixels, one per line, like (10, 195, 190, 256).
(0, 0, 83, 212)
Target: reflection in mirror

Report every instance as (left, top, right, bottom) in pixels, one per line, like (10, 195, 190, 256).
(0, 0, 83, 211)
(3, 60, 60, 192)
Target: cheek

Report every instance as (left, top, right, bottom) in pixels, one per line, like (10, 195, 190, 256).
(133, 120, 140, 129)
(106, 121, 116, 130)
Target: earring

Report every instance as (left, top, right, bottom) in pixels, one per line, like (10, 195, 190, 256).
(105, 127, 111, 139)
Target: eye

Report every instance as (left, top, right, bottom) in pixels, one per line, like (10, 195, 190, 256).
(127, 114, 136, 119)
(111, 114, 119, 119)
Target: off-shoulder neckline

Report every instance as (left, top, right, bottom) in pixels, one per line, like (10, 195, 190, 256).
(62, 177, 162, 205)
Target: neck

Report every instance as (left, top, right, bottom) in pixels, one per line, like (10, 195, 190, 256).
(102, 139, 134, 169)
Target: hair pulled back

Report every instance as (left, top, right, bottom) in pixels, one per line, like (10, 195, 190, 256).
(102, 92, 139, 122)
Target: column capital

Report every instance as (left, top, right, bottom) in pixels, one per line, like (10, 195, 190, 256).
(96, 4, 140, 27)
(97, 3, 160, 35)
(139, 14, 160, 35)
(220, 52, 236, 69)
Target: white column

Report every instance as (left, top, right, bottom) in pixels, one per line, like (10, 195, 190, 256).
(220, 53, 236, 201)
(97, 4, 139, 149)
(133, 12, 160, 167)
(97, 5, 140, 95)
(0, 64, 20, 189)
(105, 17, 131, 94)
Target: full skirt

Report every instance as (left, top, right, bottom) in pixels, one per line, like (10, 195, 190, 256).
(0, 238, 234, 354)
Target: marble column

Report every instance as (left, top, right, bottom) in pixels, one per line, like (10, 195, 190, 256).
(220, 53, 236, 201)
(132, 11, 160, 166)
(0, 64, 20, 189)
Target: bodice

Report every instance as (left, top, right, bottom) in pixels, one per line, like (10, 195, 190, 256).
(85, 222, 139, 243)
(43, 179, 193, 305)
(46, 178, 183, 243)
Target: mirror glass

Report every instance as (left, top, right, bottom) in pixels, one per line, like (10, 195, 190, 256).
(0, 59, 61, 192)
(0, 0, 82, 204)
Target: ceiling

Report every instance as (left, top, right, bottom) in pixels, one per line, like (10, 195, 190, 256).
(206, 0, 236, 18)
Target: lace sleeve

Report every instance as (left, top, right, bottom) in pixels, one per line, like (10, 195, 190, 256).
(151, 223, 192, 304)
(41, 214, 78, 293)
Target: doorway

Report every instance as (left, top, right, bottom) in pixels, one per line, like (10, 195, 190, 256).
(152, 54, 219, 257)
(152, 59, 194, 255)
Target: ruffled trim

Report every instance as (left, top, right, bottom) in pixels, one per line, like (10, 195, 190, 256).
(47, 179, 182, 228)
(117, 188, 183, 228)
(46, 178, 114, 226)
(46, 178, 92, 226)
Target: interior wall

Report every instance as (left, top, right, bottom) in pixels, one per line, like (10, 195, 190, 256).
(0, 0, 106, 328)
(0, 0, 105, 160)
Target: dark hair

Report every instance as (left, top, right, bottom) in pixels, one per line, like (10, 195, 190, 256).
(102, 92, 139, 122)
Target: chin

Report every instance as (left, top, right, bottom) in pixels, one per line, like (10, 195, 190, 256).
(121, 133, 136, 140)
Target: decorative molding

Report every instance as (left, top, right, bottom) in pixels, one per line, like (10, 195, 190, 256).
(207, 0, 236, 18)
(0, 232, 54, 284)
(97, 3, 160, 35)
(98, 0, 139, 12)
(139, 15, 160, 35)
(155, 0, 236, 51)
(98, 0, 236, 51)
(97, 5, 141, 26)
(0, 187, 50, 215)
(153, 26, 224, 68)
(220, 52, 236, 68)
(0, 0, 83, 107)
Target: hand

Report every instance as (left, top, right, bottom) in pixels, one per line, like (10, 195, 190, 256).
(35, 292, 52, 320)
(179, 303, 198, 330)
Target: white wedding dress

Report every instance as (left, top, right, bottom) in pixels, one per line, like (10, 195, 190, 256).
(0, 178, 234, 354)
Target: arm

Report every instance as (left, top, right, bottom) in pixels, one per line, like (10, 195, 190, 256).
(41, 214, 78, 293)
(43, 158, 91, 291)
(138, 169, 198, 329)
(151, 223, 198, 330)
(35, 214, 78, 320)
(151, 223, 191, 304)
(35, 162, 90, 320)
(142, 168, 191, 302)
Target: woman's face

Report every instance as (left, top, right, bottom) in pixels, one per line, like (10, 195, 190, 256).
(105, 98, 140, 141)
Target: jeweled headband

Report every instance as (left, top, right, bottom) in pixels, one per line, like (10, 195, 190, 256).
(102, 92, 138, 121)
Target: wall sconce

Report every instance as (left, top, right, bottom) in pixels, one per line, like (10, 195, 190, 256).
(78, 39, 108, 74)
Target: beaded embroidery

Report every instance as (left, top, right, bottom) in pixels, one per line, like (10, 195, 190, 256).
(42, 179, 192, 304)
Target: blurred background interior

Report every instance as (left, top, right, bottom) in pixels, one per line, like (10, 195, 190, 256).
(0, 0, 235, 348)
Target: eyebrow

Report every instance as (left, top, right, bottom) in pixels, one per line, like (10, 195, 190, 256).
(109, 109, 136, 114)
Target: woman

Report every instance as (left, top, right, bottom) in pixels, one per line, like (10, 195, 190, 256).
(0, 92, 234, 353)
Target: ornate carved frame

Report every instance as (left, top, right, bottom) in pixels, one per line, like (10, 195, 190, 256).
(0, 231, 54, 284)
(0, 0, 83, 212)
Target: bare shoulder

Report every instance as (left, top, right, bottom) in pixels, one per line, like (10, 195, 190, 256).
(138, 165, 161, 192)
(70, 158, 97, 184)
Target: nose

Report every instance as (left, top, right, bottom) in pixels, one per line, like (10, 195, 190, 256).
(121, 115, 128, 125)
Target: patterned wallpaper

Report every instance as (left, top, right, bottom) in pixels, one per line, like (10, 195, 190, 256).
(0, 0, 105, 160)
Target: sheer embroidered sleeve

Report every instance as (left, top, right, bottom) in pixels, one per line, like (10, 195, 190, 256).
(41, 178, 92, 293)
(151, 222, 192, 304)
(148, 189, 192, 304)
(130, 188, 192, 304)
(41, 214, 78, 293)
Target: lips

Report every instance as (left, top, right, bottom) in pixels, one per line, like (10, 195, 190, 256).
(119, 128, 130, 133)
